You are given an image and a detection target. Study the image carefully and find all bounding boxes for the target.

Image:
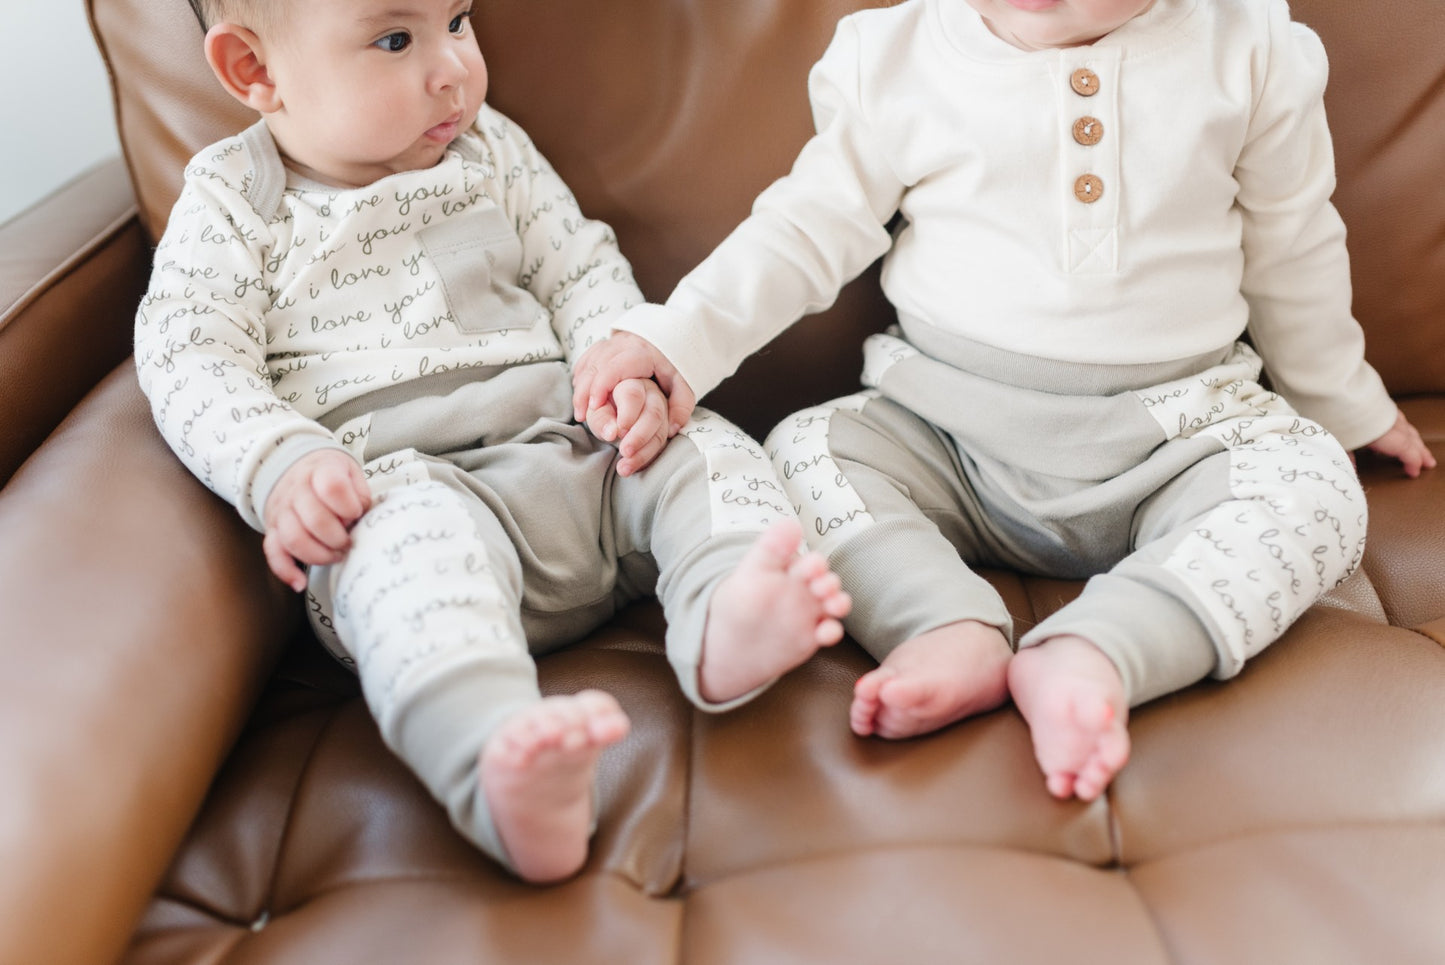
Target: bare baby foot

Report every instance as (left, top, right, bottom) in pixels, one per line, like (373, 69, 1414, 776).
(698, 518, 852, 704)
(1007, 634, 1130, 802)
(480, 689, 631, 883)
(850, 620, 1012, 739)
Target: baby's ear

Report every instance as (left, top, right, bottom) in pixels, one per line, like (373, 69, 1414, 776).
(203, 23, 281, 112)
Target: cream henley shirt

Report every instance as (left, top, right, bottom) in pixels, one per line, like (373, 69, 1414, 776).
(616, 0, 1396, 449)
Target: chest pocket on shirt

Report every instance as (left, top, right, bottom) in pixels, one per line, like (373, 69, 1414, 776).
(418, 204, 532, 334)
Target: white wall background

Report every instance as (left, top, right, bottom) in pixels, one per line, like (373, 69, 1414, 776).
(0, 0, 122, 226)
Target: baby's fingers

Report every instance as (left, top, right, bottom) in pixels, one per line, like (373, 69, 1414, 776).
(572, 339, 650, 421)
(572, 368, 602, 424)
(663, 380, 697, 437)
(616, 385, 669, 476)
(585, 399, 620, 442)
(271, 503, 347, 568)
(263, 530, 309, 593)
(616, 430, 668, 477)
(313, 456, 372, 522)
(291, 488, 355, 554)
(611, 380, 651, 439)
(1401, 440, 1437, 478)
(1368, 413, 1437, 478)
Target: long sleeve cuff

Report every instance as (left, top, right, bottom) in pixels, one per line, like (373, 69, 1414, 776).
(245, 434, 356, 532)
(1284, 365, 1398, 452)
(613, 303, 738, 403)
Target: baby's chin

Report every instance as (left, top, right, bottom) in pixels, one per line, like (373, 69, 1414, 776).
(371, 142, 457, 181)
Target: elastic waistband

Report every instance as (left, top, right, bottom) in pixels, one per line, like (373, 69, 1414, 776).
(896, 315, 1234, 395)
(316, 363, 516, 431)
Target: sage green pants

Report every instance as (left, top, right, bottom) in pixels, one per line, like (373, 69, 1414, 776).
(767, 330, 1366, 707)
(305, 361, 793, 869)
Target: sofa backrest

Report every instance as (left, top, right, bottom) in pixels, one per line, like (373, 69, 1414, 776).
(1287, 0, 1445, 400)
(88, 0, 1444, 434)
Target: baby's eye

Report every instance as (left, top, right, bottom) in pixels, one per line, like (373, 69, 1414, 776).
(374, 31, 410, 52)
(449, 13, 469, 35)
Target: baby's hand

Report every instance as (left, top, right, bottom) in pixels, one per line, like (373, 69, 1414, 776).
(572, 331, 696, 436)
(1364, 409, 1437, 478)
(262, 449, 372, 591)
(586, 378, 672, 476)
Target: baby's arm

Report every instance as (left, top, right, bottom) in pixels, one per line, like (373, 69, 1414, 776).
(572, 331, 697, 438)
(1364, 409, 1437, 478)
(585, 377, 673, 477)
(136, 149, 347, 545)
(578, 19, 902, 437)
(481, 115, 696, 461)
(260, 449, 372, 591)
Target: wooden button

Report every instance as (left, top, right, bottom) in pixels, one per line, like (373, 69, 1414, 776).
(1074, 174, 1104, 203)
(1070, 68, 1100, 96)
(1072, 116, 1103, 146)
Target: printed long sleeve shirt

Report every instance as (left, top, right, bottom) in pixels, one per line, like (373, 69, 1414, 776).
(135, 105, 642, 528)
(616, 0, 1396, 449)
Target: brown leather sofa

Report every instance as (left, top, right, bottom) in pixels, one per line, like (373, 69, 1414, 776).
(3, 1, 1444, 962)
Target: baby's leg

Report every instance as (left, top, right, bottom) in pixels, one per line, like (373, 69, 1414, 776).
(313, 471, 623, 882)
(1004, 401, 1367, 801)
(1007, 634, 1129, 801)
(767, 394, 1017, 738)
(481, 690, 630, 883)
(697, 518, 852, 704)
(850, 619, 1012, 739)
(613, 410, 851, 709)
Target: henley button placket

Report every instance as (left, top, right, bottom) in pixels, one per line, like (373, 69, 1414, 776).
(1070, 68, 1103, 203)
(1062, 57, 1118, 273)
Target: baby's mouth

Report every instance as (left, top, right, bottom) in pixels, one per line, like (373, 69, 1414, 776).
(425, 113, 463, 143)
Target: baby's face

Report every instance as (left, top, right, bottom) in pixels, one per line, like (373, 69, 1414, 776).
(261, 0, 488, 188)
(965, 0, 1158, 50)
